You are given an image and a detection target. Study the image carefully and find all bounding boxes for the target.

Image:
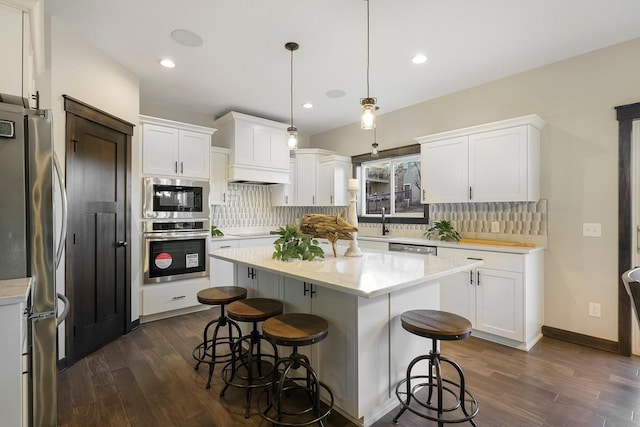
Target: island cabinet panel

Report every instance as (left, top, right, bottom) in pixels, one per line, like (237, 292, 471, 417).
(438, 247, 543, 350)
(282, 278, 359, 416)
(209, 240, 237, 287)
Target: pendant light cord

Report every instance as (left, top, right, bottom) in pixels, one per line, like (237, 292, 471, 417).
(290, 47, 294, 127)
(366, 0, 370, 98)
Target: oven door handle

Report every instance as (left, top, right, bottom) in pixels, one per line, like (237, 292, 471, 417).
(143, 231, 210, 240)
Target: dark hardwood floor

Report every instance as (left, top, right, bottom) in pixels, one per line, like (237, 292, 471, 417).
(58, 308, 640, 426)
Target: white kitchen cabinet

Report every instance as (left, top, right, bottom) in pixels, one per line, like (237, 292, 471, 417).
(417, 115, 544, 203)
(141, 277, 209, 317)
(271, 158, 296, 206)
(210, 147, 230, 205)
(438, 247, 543, 350)
(0, 0, 43, 106)
(0, 4, 23, 99)
(0, 279, 29, 427)
(282, 278, 358, 416)
(293, 148, 336, 206)
(209, 239, 237, 287)
(318, 155, 351, 206)
(213, 112, 290, 184)
(140, 116, 215, 180)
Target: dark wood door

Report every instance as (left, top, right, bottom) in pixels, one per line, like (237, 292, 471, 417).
(65, 113, 127, 363)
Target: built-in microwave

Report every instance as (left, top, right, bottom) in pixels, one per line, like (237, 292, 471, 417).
(142, 177, 210, 219)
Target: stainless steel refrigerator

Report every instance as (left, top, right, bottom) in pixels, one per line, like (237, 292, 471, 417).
(0, 94, 67, 427)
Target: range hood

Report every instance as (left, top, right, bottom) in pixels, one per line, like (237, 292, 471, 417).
(213, 111, 290, 185)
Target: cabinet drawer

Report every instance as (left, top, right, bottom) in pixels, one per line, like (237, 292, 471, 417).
(438, 247, 523, 272)
(142, 280, 205, 315)
(210, 240, 238, 251)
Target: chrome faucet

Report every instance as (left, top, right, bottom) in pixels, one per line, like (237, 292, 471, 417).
(381, 207, 390, 236)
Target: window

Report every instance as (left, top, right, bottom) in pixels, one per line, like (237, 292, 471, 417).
(360, 154, 422, 217)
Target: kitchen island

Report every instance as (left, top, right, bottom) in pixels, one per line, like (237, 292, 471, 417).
(210, 246, 482, 426)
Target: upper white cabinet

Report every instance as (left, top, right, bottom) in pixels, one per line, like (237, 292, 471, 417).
(140, 115, 215, 180)
(292, 149, 350, 207)
(417, 115, 544, 203)
(210, 147, 230, 205)
(0, 0, 44, 106)
(318, 155, 351, 206)
(213, 112, 290, 184)
(271, 158, 296, 207)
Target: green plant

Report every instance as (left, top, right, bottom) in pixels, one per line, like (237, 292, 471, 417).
(425, 220, 461, 242)
(211, 225, 224, 237)
(272, 224, 325, 261)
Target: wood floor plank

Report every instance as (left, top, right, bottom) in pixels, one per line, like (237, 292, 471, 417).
(58, 310, 640, 426)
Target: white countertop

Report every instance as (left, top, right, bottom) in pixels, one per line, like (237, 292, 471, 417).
(0, 277, 32, 306)
(210, 246, 482, 298)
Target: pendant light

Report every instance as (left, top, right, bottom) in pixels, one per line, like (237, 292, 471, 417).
(285, 42, 299, 149)
(360, 0, 376, 129)
(371, 127, 379, 157)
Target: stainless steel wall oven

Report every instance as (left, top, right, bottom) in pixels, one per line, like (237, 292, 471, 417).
(143, 220, 210, 284)
(142, 177, 210, 219)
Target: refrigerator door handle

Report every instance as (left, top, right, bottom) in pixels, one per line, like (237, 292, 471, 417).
(56, 292, 70, 326)
(54, 151, 68, 269)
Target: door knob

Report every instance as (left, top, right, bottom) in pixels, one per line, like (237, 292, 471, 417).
(116, 240, 128, 247)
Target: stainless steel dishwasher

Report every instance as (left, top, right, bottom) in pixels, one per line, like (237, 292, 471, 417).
(388, 242, 437, 256)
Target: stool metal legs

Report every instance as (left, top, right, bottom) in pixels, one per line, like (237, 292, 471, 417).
(259, 346, 334, 426)
(192, 305, 242, 389)
(393, 339, 478, 426)
(220, 321, 278, 418)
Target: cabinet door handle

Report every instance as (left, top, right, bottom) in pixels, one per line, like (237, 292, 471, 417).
(313, 195, 315, 205)
(330, 195, 333, 204)
(310, 284, 316, 299)
(469, 186, 472, 200)
(181, 162, 184, 174)
(223, 193, 226, 203)
(172, 295, 186, 300)
(175, 161, 178, 173)
(422, 188, 425, 200)
(285, 195, 288, 204)
(476, 271, 480, 286)
(303, 282, 309, 296)
(248, 267, 257, 279)
(469, 270, 473, 285)
(220, 245, 231, 249)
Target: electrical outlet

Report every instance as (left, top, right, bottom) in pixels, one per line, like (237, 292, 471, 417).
(588, 302, 601, 318)
(583, 223, 602, 237)
(491, 221, 500, 233)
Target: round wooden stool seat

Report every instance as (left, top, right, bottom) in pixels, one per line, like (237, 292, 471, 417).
(227, 298, 283, 322)
(401, 309, 472, 341)
(197, 286, 247, 305)
(263, 313, 329, 347)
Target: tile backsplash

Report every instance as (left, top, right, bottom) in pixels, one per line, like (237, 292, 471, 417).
(212, 184, 547, 244)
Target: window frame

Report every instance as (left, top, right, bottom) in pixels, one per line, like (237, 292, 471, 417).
(360, 154, 423, 218)
(351, 144, 428, 225)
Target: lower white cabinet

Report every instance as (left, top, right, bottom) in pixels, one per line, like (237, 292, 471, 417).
(0, 291, 28, 427)
(141, 277, 208, 316)
(209, 239, 237, 287)
(439, 247, 543, 350)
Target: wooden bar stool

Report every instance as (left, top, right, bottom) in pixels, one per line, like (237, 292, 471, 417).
(192, 286, 247, 389)
(220, 298, 283, 418)
(258, 313, 334, 427)
(393, 309, 478, 426)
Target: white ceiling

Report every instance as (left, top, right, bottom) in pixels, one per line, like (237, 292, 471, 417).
(45, 0, 640, 135)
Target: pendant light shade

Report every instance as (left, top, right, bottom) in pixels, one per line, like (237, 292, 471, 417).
(360, 0, 376, 129)
(285, 42, 299, 149)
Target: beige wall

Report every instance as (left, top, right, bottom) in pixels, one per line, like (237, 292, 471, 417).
(312, 37, 640, 342)
(46, 16, 141, 343)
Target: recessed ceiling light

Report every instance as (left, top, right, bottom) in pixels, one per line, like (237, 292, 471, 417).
(302, 103, 313, 109)
(326, 89, 346, 99)
(170, 29, 203, 47)
(412, 54, 428, 64)
(159, 58, 176, 68)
